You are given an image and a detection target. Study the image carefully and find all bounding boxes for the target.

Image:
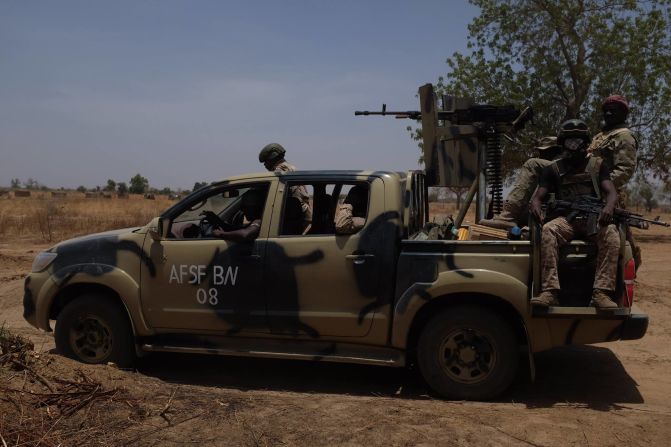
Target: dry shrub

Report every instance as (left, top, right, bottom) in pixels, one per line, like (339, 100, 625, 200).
(0, 194, 173, 243)
(0, 327, 149, 447)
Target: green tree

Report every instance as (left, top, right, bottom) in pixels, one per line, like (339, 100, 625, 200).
(105, 179, 116, 192)
(638, 183, 659, 212)
(10, 178, 20, 188)
(129, 174, 149, 194)
(422, 0, 671, 180)
(117, 182, 128, 195)
(76, 185, 87, 193)
(193, 181, 208, 191)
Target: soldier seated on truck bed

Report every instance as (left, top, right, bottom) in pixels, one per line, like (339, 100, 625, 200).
(529, 119, 620, 309)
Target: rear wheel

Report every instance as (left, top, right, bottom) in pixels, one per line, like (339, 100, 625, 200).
(417, 306, 518, 400)
(55, 294, 135, 368)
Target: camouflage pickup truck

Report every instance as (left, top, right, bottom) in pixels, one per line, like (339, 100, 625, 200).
(23, 169, 648, 400)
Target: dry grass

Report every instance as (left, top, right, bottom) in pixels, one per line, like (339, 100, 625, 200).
(0, 193, 173, 243)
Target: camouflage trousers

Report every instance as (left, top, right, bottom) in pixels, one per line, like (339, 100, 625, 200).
(541, 217, 620, 292)
(506, 158, 552, 224)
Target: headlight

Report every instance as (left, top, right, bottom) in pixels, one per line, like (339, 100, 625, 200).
(31, 252, 58, 273)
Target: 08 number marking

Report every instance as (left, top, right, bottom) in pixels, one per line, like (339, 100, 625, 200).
(196, 288, 219, 306)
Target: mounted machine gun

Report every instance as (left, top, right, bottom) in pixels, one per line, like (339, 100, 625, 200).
(356, 83, 532, 225)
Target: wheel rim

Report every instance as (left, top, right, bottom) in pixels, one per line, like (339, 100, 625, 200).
(69, 313, 113, 362)
(438, 327, 497, 384)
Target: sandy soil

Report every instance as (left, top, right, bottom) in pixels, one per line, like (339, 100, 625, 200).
(1, 225, 671, 446)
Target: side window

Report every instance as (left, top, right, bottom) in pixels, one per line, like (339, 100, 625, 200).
(168, 184, 269, 239)
(281, 182, 368, 236)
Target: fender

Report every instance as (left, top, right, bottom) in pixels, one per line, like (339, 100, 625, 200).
(35, 264, 153, 336)
(391, 268, 542, 349)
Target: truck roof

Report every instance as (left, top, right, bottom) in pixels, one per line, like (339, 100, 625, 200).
(213, 170, 412, 185)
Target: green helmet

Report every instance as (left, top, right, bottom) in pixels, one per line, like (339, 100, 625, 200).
(557, 119, 591, 145)
(258, 143, 286, 164)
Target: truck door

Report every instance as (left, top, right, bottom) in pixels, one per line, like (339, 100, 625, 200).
(141, 182, 275, 334)
(263, 177, 395, 338)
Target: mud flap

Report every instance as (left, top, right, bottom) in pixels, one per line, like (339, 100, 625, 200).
(523, 322, 536, 383)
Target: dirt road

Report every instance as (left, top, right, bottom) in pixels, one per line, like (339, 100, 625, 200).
(1, 230, 670, 446)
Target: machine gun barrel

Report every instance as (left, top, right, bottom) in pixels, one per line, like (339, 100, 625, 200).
(354, 104, 421, 119)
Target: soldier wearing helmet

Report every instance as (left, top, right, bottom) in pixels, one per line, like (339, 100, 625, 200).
(259, 143, 290, 172)
(529, 119, 620, 309)
(479, 136, 563, 230)
(258, 143, 312, 227)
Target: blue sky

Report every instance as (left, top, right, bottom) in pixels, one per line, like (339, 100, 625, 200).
(0, 0, 478, 190)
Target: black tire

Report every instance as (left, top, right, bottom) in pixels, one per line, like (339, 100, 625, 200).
(55, 294, 135, 368)
(417, 306, 518, 400)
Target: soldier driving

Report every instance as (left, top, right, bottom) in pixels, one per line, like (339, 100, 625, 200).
(211, 189, 265, 241)
(258, 143, 312, 227)
(529, 119, 620, 309)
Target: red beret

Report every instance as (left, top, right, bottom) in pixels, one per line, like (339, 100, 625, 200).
(602, 95, 629, 111)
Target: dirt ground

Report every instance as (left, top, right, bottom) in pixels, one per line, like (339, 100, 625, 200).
(1, 223, 671, 446)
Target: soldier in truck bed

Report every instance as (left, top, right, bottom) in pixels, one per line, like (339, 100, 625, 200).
(479, 136, 562, 230)
(481, 95, 638, 238)
(258, 143, 312, 228)
(529, 119, 620, 309)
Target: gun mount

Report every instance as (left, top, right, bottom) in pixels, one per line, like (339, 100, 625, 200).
(356, 83, 533, 222)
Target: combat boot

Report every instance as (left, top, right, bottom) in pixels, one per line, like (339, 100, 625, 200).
(478, 202, 519, 231)
(592, 289, 618, 309)
(530, 290, 559, 307)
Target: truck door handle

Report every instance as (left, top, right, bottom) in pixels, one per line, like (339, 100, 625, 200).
(345, 254, 375, 265)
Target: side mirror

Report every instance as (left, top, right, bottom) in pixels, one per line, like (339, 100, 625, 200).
(149, 217, 163, 241)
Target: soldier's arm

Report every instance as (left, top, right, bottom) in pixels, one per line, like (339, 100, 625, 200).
(529, 164, 555, 223)
(599, 176, 618, 225)
(212, 220, 261, 241)
(335, 204, 365, 235)
(609, 133, 637, 189)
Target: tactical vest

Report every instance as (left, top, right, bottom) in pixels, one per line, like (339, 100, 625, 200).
(551, 157, 603, 201)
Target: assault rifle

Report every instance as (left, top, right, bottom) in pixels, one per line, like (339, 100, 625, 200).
(548, 195, 670, 236)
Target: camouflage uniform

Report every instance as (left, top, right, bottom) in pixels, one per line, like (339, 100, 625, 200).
(541, 217, 620, 292)
(503, 158, 552, 225)
(335, 185, 368, 234)
(587, 124, 637, 193)
(480, 137, 560, 229)
(274, 161, 313, 223)
(334, 204, 365, 234)
(587, 124, 640, 268)
(540, 157, 620, 294)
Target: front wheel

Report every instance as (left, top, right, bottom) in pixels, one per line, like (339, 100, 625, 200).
(55, 294, 135, 368)
(417, 306, 519, 400)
